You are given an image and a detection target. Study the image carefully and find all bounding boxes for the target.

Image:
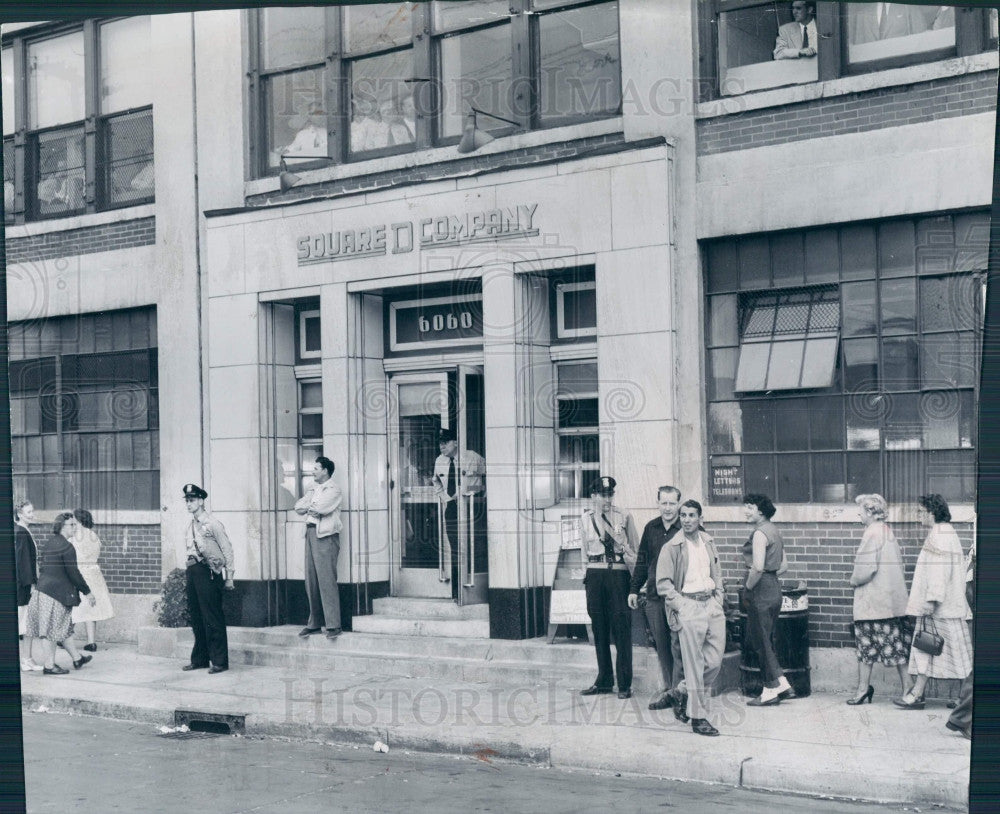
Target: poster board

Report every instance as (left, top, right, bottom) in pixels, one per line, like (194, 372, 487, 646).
(547, 517, 593, 643)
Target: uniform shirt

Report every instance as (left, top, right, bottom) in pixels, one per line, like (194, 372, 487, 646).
(433, 449, 486, 499)
(578, 505, 638, 570)
(681, 535, 716, 594)
(186, 511, 236, 577)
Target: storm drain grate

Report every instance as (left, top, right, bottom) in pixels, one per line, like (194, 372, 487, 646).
(172, 709, 247, 736)
(157, 730, 226, 740)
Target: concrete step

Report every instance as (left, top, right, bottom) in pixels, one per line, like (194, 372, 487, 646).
(350, 615, 491, 638)
(137, 625, 741, 696)
(371, 597, 490, 620)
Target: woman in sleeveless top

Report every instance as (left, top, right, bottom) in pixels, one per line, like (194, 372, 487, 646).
(742, 493, 792, 706)
(69, 509, 115, 651)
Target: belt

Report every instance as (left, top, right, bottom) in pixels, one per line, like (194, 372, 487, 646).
(588, 554, 624, 564)
(587, 562, 629, 571)
(682, 591, 714, 601)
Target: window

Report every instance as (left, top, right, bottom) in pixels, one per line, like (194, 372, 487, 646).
(555, 281, 597, 339)
(555, 361, 600, 500)
(248, 1, 621, 175)
(3, 18, 153, 222)
(705, 213, 986, 504)
(297, 378, 323, 495)
(298, 309, 322, 360)
(293, 299, 323, 495)
(701, 3, 993, 98)
(10, 308, 159, 510)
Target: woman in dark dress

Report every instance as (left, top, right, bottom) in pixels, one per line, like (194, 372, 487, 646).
(14, 498, 41, 672)
(23, 512, 96, 675)
(742, 493, 793, 706)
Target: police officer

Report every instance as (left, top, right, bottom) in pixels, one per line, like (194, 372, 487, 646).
(579, 476, 638, 699)
(181, 483, 235, 674)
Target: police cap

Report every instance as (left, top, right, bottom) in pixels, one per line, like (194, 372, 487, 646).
(589, 476, 617, 496)
(182, 483, 208, 500)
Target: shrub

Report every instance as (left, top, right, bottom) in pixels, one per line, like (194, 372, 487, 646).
(154, 568, 189, 628)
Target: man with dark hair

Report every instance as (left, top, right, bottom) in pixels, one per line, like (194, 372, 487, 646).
(433, 429, 485, 597)
(656, 499, 726, 736)
(774, 1, 818, 59)
(628, 486, 686, 712)
(295, 456, 345, 640)
(181, 483, 235, 673)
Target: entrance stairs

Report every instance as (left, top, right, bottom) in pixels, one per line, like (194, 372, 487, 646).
(138, 598, 739, 696)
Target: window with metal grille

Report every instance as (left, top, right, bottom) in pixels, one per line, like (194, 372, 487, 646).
(734, 286, 840, 392)
(4, 18, 153, 223)
(9, 307, 160, 511)
(249, 1, 621, 176)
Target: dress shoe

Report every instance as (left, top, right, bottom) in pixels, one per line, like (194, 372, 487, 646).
(617, 689, 633, 700)
(945, 720, 972, 739)
(182, 663, 208, 671)
(747, 693, 781, 707)
(83, 643, 97, 652)
(691, 718, 720, 736)
(846, 685, 874, 706)
(893, 694, 925, 709)
(208, 665, 228, 674)
(325, 628, 343, 640)
(580, 685, 614, 696)
(673, 701, 690, 724)
(72, 655, 92, 670)
(43, 665, 69, 675)
(776, 676, 796, 700)
(648, 692, 673, 711)
(299, 627, 321, 637)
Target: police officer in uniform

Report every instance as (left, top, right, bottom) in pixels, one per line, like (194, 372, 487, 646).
(579, 476, 638, 699)
(181, 483, 235, 674)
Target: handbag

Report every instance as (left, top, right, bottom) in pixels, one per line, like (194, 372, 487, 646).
(912, 615, 945, 656)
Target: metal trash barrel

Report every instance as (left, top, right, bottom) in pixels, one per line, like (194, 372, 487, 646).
(738, 582, 811, 698)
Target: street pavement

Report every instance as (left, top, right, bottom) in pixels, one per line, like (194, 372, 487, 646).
(24, 712, 918, 814)
(19, 642, 971, 810)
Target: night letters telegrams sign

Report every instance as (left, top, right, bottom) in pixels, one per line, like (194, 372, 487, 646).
(296, 204, 540, 266)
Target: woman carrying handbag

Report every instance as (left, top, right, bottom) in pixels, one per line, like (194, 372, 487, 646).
(895, 494, 973, 709)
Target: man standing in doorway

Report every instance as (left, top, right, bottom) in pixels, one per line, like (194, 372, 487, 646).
(656, 500, 726, 736)
(182, 483, 235, 674)
(579, 476, 638, 699)
(433, 429, 485, 597)
(296, 457, 345, 640)
(628, 486, 686, 713)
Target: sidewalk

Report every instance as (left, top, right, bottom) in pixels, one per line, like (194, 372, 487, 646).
(19, 642, 970, 810)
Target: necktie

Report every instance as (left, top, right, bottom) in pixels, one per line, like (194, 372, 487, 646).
(447, 457, 456, 499)
(802, 24, 809, 48)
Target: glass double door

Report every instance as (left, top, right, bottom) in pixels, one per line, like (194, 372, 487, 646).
(389, 366, 487, 604)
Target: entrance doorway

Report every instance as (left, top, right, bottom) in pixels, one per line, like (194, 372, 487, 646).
(388, 365, 487, 604)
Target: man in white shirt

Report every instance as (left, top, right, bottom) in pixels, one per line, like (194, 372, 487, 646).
(656, 500, 726, 736)
(295, 456, 345, 640)
(774, 1, 818, 60)
(433, 429, 485, 597)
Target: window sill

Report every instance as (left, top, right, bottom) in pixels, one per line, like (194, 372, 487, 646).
(245, 117, 625, 197)
(5, 203, 156, 239)
(696, 51, 998, 120)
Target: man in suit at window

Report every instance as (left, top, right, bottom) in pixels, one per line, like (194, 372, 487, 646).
(774, 1, 818, 60)
(849, 2, 938, 45)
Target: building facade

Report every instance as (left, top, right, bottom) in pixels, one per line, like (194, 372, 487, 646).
(4, 2, 994, 650)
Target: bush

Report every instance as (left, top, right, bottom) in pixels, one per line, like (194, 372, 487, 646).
(154, 568, 189, 628)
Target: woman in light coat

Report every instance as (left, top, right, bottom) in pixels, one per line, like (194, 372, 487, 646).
(894, 494, 973, 709)
(846, 494, 909, 704)
(69, 508, 115, 650)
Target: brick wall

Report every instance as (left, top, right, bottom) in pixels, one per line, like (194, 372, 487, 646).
(5, 217, 156, 265)
(245, 133, 660, 207)
(29, 523, 162, 595)
(697, 70, 997, 156)
(710, 521, 974, 648)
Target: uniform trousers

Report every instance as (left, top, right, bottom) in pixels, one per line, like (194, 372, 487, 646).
(305, 527, 342, 631)
(746, 572, 783, 687)
(187, 561, 228, 669)
(674, 595, 726, 720)
(443, 502, 459, 598)
(644, 597, 684, 694)
(585, 567, 632, 691)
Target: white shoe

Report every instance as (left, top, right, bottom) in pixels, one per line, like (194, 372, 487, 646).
(21, 659, 43, 672)
(776, 676, 792, 693)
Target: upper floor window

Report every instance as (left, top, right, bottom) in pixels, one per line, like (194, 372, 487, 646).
(702, 2, 994, 99)
(248, 1, 621, 177)
(2, 18, 154, 224)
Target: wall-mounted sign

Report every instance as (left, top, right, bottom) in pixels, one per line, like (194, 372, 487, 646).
(710, 456, 744, 502)
(296, 204, 539, 266)
(389, 294, 484, 352)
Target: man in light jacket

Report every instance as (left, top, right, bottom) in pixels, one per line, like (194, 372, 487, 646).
(295, 456, 345, 640)
(656, 500, 726, 736)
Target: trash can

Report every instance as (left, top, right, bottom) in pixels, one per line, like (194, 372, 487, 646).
(738, 582, 810, 698)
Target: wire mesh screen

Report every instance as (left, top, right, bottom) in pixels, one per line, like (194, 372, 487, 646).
(31, 127, 86, 218)
(3, 138, 13, 223)
(101, 108, 154, 208)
